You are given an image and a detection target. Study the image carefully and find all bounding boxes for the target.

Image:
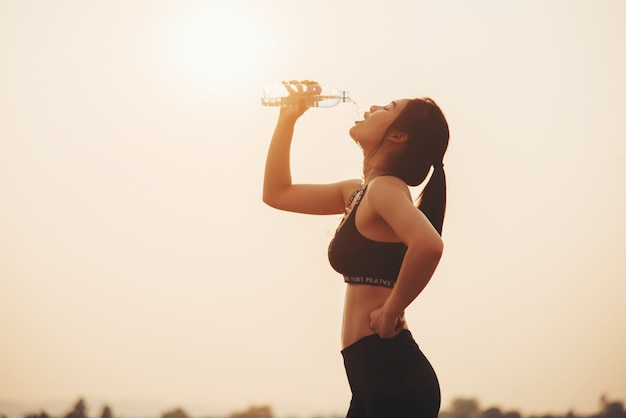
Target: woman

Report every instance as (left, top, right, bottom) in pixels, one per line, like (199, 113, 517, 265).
(262, 81, 449, 417)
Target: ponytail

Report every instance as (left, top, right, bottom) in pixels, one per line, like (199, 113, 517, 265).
(384, 98, 449, 235)
(417, 163, 446, 235)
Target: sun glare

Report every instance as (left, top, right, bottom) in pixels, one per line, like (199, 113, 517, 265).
(165, 3, 269, 92)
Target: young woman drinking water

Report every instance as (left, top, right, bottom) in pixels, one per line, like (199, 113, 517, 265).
(263, 80, 449, 418)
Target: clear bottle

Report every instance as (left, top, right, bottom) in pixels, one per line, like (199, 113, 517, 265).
(261, 83, 352, 109)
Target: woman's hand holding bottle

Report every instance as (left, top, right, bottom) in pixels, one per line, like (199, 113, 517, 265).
(277, 80, 320, 120)
(262, 79, 361, 118)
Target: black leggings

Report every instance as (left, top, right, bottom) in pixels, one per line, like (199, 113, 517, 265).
(341, 330, 440, 418)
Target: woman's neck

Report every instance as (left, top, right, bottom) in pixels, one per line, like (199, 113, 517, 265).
(362, 166, 393, 186)
(362, 145, 395, 185)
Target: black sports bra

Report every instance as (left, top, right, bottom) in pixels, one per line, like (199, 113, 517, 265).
(327, 186, 407, 289)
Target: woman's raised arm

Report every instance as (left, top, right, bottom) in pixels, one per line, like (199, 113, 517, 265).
(262, 85, 360, 215)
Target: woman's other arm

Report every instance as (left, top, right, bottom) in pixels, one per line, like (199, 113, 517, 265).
(367, 176, 444, 338)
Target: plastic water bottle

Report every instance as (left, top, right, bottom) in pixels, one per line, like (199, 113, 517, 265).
(261, 83, 363, 118)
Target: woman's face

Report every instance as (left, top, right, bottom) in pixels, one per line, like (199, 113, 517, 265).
(349, 98, 410, 151)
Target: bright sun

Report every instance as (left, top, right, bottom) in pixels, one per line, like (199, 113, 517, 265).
(165, 3, 269, 92)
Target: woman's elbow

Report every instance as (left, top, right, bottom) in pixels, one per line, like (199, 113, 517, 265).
(415, 236, 444, 261)
(263, 188, 290, 211)
(262, 192, 279, 209)
(428, 240, 444, 262)
(262, 183, 276, 206)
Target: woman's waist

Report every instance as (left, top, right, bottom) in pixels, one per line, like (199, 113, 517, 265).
(341, 283, 408, 349)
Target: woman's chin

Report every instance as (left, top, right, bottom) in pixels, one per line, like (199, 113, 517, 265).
(349, 124, 359, 139)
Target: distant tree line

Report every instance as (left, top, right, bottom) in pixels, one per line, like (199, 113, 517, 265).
(440, 395, 626, 418)
(16, 399, 279, 418)
(6, 394, 625, 418)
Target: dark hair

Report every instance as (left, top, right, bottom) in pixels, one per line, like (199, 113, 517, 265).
(385, 98, 449, 235)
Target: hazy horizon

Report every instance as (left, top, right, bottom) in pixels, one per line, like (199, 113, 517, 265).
(3, 393, 624, 418)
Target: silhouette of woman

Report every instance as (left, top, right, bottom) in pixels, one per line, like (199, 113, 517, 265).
(263, 80, 449, 418)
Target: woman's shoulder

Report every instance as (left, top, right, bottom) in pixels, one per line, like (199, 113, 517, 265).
(367, 175, 410, 194)
(365, 176, 413, 207)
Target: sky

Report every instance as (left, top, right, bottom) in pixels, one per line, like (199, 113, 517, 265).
(1, 1, 625, 417)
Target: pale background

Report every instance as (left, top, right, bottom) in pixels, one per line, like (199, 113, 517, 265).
(1, 1, 625, 417)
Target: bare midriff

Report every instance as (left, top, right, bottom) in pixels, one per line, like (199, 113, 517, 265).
(341, 283, 409, 349)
